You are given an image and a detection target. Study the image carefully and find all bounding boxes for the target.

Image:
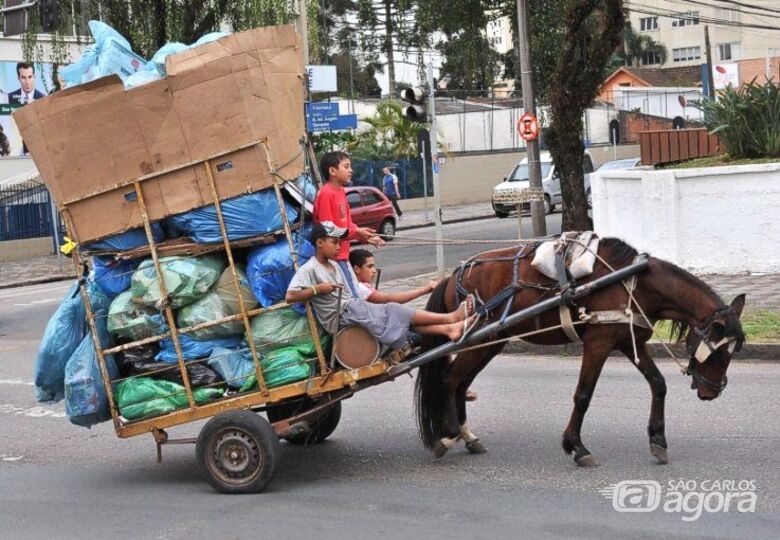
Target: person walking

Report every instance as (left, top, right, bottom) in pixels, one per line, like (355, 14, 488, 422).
(382, 166, 403, 219)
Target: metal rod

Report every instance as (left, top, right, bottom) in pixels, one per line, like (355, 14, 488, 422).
(202, 159, 269, 394)
(389, 258, 650, 377)
(133, 181, 195, 408)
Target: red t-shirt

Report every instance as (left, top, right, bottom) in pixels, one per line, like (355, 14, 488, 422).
(312, 182, 358, 261)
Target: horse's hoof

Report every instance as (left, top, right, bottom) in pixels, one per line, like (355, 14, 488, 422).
(574, 453, 599, 467)
(465, 439, 488, 454)
(650, 443, 669, 464)
(432, 440, 450, 458)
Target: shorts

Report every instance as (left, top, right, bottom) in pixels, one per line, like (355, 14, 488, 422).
(339, 300, 416, 350)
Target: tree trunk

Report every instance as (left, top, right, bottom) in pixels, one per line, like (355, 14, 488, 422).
(154, 0, 167, 50)
(548, 112, 591, 231)
(384, 0, 395, 98)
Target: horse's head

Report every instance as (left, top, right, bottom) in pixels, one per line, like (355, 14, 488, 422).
(684, 294, 746, 400)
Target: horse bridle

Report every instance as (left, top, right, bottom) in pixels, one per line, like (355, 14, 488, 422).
(685, 306, 742, 394)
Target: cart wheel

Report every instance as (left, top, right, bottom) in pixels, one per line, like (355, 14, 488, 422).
(196, 410, 280, 494)
(267, 400, 342, 445)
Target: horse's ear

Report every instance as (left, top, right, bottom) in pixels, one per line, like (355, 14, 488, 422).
(731, 294, 746, 318)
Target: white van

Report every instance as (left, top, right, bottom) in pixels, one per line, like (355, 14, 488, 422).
(491, 150, 595, 218)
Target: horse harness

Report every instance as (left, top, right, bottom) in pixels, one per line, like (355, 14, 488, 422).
(453, 243, 654, 344)
(683, 305, 743, 395)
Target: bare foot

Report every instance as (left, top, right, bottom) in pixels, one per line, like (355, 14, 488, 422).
(449, 294, 475, 323)
(447, 315, 478, 341)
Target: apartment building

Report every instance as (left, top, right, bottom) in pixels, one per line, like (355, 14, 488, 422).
(627, 0, 780, 67)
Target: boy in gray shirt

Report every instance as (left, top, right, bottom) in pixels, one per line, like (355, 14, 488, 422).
(286, 221, 474, 350)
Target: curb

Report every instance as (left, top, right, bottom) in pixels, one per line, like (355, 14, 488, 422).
(397, 212, 495, 232)
(0, 274, 72, 291)
(504, 341, 779, 361)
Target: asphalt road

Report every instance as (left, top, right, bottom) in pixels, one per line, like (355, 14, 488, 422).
(373, 213, 563, 281)
(1, 280, 779, 539)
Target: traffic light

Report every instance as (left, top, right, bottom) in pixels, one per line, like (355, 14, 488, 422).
(39, 0, 59, 32)
(400, 87, 427, 122)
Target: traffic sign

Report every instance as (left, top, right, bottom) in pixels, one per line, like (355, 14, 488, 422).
(306, 102, 357, 132)
(517, 112, 540, 142)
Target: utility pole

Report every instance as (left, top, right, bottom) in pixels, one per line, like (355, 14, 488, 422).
(296, 0, 309, 63)
(427, 62, 444, 277)
(516, 0, 546, 237)
(704, 25, 715, 99)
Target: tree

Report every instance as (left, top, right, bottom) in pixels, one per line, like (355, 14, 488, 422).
(545, 0, 625, 231)
(351, 102, 426, 159)
(622, 25, 667, 67)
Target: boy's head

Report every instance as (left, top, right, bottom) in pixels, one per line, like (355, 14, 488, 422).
(349, 248, 377, 283)
(320, 151, 352, 186)
(310, 221, 348, 259)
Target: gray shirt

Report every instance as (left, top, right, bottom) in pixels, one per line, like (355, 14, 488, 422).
(287, 257, 357, 334)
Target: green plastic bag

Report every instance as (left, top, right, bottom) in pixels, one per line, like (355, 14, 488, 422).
(239, 347, 312, 391)
(115, 377, 223, 421)
(131, 255, 224, 309)
(215, 266, 258, 314)
(107, 291, 165, 341)
(177, 291, 244, 340)
(249, 306, 325, 356)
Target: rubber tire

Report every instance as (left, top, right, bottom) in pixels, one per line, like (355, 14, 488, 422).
(380, 219, 396, 240)
(196, 410, 280, 494)
(267, 400, 342, 445)
(495, 210, 510, 219)
(543, 195, 553, 215)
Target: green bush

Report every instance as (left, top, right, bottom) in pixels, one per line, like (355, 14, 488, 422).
(693, 79, 780, 159)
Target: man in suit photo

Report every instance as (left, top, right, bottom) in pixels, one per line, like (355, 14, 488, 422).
(9, 63, 46, 105)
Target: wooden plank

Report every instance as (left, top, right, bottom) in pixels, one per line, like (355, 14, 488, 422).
(640, 132, 651, 165)
(679, 131, 690, 161)
(651, 132, 661, 165)
(669, 131, 680, 162)
(689, 129, 699, 158)
(698, 130, 709, 157)
(660, 131, 671, 164)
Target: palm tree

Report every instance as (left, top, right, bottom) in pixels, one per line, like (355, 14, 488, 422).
(351, 102, 427, 159)
(623, 27, 668, 67)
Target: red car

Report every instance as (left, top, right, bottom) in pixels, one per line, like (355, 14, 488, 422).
(345, 186, 397, 240)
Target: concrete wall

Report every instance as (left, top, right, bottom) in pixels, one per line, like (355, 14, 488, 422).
(399, 143, 641, 212)
(0, 236, 52, 262)
(592, 163, 780, 273)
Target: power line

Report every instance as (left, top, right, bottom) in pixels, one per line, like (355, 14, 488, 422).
(630, 3, 780, 31)
(709, 0, 780, 17)
(677, 0, 780, 20)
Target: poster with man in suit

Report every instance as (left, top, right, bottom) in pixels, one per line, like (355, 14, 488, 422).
(0, 61, 54, 156)
(8, 63, 47, 105)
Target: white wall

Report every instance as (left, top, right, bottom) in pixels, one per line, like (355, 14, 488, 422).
(592, 163, 780, 273)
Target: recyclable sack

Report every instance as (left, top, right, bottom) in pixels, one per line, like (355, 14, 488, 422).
(107, 291, 165, 341)
(156, 333, 242, 363)
(249, 306, 326, 356)
(34, 282, 110, 402)
(131, 255, 224, 309)
(64, 306, 118, 428)
(164, 191, 298, 244)
(207, 347, 256, 389)
(92, 256, 140, 298)
(84, 224, 164, 252)
(177, 291, 244, 340)
(214, 266, 258, 314)
(115, 344, 221, 387)
(115, 377, 223, 421)
(239, 347, 312, 391)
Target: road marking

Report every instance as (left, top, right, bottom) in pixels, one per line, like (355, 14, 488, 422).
(0, 454, 24, 462)
(12, 298, 59, 307)
(0, 404, 66, 418)
(0, 282, 70, 300)
(0, 379, 34, 386)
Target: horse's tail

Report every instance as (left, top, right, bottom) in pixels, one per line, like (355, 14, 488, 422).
(415, 277, 451, 449)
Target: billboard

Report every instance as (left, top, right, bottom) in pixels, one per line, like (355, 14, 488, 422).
(0, 61, 55, 157)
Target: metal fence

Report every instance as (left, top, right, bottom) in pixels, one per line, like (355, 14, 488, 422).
(350, 157, 432, 199)
(0, 181, 63, 243)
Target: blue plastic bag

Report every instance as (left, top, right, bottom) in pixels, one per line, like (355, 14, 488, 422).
(34, 282, 110, 403)
(156, 333, 242, 363)
(207, 347, 256, 389)
(247, 231, 315, 315)
(92, 256, 139, 298)
(61, 21, 147, 87)
(164, 191, 299, 244)
(64, 305, 118, 428)
(84, 223, 164, 252)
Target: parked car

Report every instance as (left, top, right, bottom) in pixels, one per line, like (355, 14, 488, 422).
(491, 150, 595, 218)
(345, 186, 397, 240)
(596, 157, 641, 172)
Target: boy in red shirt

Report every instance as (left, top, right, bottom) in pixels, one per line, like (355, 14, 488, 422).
(314, 151, 384, 296)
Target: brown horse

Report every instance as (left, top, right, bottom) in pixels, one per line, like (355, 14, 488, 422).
(416, 237, 746, 466)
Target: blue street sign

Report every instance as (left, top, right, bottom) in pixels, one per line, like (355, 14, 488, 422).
(307, 111, 358, 132)
(306, 102, 339, 119)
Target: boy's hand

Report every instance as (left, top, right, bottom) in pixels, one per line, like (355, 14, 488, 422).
(317, 282, 343, 295)
(425, 280, 440, 293)
(367, 235, 386, 247)
(356, 226, 375, 240)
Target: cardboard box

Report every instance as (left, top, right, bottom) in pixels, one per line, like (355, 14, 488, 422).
(14, 25, 305, 243)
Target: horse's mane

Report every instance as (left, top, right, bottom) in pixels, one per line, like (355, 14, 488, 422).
(599, 237, 639, 267)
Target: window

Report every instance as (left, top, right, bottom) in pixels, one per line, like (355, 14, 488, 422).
(672, 46, 701, 62)
(619, 82, 632, 87)
(582, 155, 594, 175)
(642, 52, 662, 66)
(672, 11, 699, 27)
(346, 191, 362, 209)
(361, 190, 382, 206)
(639, 17, 658, 31)
(717, 8, 740, 23)
(719, 42, 741, 61)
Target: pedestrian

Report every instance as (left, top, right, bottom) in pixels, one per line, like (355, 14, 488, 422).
(313, 150, 384, 298)
(382, 166, 403, 219)
(286, 221, 475, 350)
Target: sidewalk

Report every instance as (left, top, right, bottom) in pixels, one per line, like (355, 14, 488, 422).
(397, 201, 494, 230)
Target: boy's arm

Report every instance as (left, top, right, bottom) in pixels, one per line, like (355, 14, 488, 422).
(285, 282, 343, 303)
(366, 281, 437, 304)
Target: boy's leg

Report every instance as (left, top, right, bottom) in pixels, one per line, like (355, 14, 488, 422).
(413, 316, 476, 342)
(410, 295, 474, 326)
